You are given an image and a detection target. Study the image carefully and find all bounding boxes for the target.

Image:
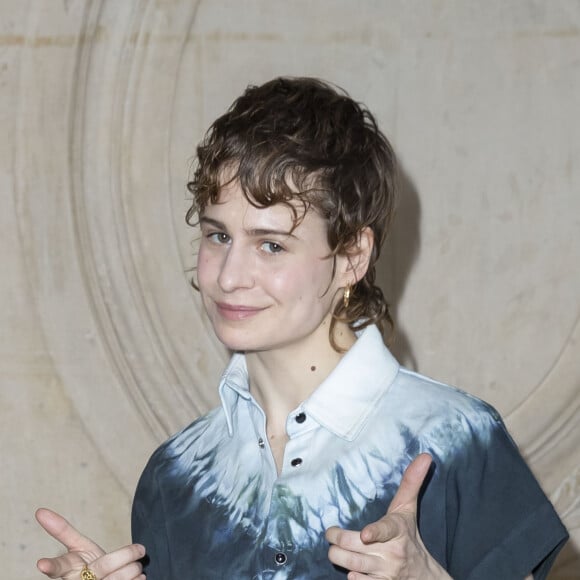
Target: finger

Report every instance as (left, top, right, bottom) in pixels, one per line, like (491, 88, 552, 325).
(92, 544, 146, 579)
(326, 527, 376, 574)
(325, 526, 365, 551)
(328, 543, 375, 575)
(360, 454, 432, 544)
(35, 508, 104, 555)
(360, 513, 403, 545)
(347, 573, 382, 580)
(37, 553, 80, 578)
(327, 527, 398, 577)
(37, 544, 146, 580)
(100, 558, 144, 580)
(387, 453, 432, 514)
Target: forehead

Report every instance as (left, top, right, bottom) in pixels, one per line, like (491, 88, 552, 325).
(204, 179, 317, 229)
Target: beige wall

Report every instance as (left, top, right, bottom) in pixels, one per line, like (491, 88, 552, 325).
(1, 1, 579, 578)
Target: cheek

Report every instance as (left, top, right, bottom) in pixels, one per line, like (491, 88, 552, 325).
(266, 269, 297, 294)
(267, 261, 333, 302)
(196, 249, 214, 293)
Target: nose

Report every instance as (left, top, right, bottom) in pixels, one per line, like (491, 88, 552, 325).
(217, 242, 255, 292)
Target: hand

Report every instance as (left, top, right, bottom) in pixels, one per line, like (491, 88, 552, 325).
(326, 454, 450, 579)
(36, 508, 146, 580)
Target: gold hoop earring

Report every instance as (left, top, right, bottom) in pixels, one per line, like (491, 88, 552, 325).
(343, 284, 352, 308)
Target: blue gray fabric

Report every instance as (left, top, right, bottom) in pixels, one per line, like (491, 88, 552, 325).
(132, 325, 568, 579)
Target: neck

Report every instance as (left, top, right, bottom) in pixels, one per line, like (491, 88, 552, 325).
(246, 318, 356, 427)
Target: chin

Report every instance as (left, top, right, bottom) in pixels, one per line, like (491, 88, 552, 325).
(212, 327, 263, 353)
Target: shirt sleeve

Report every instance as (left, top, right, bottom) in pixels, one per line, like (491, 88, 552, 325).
(441, 406, 568, 580)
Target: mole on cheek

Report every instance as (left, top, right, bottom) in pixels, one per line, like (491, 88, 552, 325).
(310, 365, 316, 372)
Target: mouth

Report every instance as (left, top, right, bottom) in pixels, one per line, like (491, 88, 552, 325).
(215, 302, 266, 321)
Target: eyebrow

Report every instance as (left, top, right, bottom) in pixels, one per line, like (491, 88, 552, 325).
(199, 216, 297, 238)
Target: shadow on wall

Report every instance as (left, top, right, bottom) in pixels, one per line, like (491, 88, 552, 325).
(376, 162, 421, 370)
(549, 539, 580, 580)
(375, 164, 579, 580)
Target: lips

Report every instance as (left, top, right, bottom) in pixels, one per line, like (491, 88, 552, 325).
(215, 302, 266, 321)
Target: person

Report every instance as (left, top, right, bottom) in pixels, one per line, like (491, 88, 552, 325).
(36, 77, 568, 579)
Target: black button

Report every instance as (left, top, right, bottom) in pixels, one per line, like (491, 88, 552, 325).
(295, 412, 306, 423)
(290, 458, 303, 467)
(275, 552, 287, 565)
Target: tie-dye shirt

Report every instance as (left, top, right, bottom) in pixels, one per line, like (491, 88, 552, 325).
(132, 325, 567, 579)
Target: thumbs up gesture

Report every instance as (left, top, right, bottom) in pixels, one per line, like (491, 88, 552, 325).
(325, 454, 451, 579)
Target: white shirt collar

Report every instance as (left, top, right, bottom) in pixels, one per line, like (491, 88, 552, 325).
(218, 325, 400, 441)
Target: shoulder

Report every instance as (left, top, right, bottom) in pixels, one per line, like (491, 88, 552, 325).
(165, 405, 227, 456)
(136, 405, 228, 488)
(388, 372, 569, 577)
(394, 367, 496, 415)
(383, 367, 504, 453)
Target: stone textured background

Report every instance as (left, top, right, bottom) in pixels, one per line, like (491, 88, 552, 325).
(1, 1, 579, 578)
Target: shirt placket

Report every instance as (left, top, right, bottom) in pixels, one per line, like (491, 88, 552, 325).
(258, 407, 314, 574)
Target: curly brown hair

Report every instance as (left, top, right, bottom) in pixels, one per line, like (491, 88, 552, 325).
(186, 77, 398, 348)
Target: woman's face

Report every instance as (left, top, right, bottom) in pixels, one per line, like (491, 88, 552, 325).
(197, 180, 349, 354)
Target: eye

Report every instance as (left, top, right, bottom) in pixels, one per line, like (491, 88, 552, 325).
(207, 232, 231, 245)
(261, 241, 284, 254)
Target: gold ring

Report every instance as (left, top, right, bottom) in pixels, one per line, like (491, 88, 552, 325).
(81, 564, 98, 580)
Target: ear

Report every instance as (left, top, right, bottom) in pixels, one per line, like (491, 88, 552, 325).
(337, 227, 374, 286)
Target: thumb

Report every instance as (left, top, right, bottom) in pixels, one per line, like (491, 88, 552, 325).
(387, 453, 432, 514)
(359, 454, 433, 544)
(37, 552, 81, 579)
(35, 508, 104, 555)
